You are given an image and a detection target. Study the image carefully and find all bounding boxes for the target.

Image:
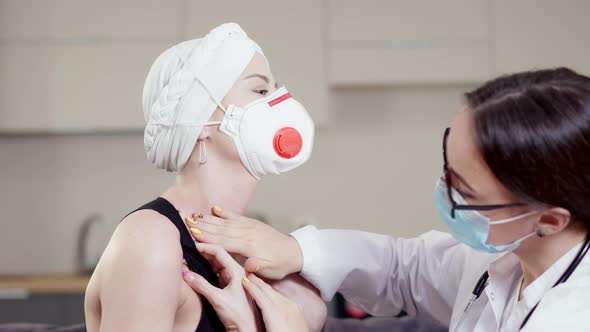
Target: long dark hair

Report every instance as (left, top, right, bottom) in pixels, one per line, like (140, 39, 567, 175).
(465, 67, 590, 229)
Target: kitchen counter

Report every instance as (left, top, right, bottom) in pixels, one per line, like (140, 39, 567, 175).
(0, 274, 90, 295)
(0, 275, 89, 324)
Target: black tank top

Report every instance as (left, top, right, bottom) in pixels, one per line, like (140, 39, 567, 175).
(129, 197, 225, 331)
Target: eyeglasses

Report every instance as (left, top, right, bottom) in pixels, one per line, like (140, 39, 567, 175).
(442, 127, 525, 218)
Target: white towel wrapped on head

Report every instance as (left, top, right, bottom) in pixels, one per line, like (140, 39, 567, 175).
(142, 22, 263, 172)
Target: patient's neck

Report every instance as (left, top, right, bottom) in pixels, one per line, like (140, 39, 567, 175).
(162, 156, 258, 217)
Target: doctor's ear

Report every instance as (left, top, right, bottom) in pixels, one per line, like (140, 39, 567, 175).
(536, 208, 572, 237)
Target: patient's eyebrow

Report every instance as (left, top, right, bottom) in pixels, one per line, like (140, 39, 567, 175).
(243, 74, 270, 84)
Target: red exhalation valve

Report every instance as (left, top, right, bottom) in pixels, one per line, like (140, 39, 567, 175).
(273, 127, 303, 159)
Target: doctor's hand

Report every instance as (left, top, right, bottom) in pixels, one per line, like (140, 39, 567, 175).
(183, 243, 309, 332)
(182, 243, 258, 332)
(244, 274, 309, 332)
(268, 274, 327, 332)
(185, 207, 303, 279)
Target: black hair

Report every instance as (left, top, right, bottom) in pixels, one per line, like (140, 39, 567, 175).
(466, 67, 590, 229)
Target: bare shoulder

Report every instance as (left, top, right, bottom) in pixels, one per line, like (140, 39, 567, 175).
(87, 209, 203, 331)
(100, 210, 183, 277)
(117, 210, 181, 250)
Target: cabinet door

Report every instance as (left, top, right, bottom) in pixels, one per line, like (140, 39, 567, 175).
(493, 0, 590, 75)
(0, 0, 183, 132)
(0, 0, 182, 41)
(328, 0, 491, 85)
(0, 43, 174, 132)
(185, 0, 329, 126)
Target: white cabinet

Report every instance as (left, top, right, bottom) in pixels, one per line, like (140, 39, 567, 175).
(0, 0, 182, 41)
(0, 0, 184, 132)
(328, 0, 491, 85)
(0, 0, 329, 132)
(185, 1, 329, 126)
(0, 43, 173, 131)
(492, 0, 590, 75)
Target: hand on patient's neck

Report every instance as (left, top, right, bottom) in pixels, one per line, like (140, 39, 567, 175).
(162, 150, 258, 217)
(516, 226, 586, 297)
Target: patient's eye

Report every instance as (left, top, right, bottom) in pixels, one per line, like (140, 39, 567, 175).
(254, 89, 269, 96)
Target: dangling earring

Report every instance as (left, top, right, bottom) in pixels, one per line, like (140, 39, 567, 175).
(198, 140, 207, 165)
(536, 229, 546, 237)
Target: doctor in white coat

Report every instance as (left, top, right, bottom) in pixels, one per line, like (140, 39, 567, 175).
(183, 67, 590, 332)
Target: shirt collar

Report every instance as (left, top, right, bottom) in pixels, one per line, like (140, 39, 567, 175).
(520, 242, 584, 306)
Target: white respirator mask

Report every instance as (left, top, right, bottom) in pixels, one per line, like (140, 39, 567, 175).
(203, 86, 315, 179)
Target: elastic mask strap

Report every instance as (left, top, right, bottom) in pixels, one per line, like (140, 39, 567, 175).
(487, 230, 537, 248)
(147, 121, 221, 128)
(187, 74, 226, 125)
(149, 73, 228, 128)
(488, 211, 539, 225)
(516, 231, 537, 243)
(193, 73, 228, 113)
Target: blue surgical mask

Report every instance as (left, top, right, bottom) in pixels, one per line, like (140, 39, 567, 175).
(434, 179, 538, 253)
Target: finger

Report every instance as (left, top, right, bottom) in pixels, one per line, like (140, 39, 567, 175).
(194, 232, 253, 257)
(196, 243, 235, 267)
(218, 269, 232, 288)
(199, 219, 251, 237)
(211, 205, 243, 222)
(187, 221, 225, 237)
(189, 212, 251, 232)
(187, 218, 251, 244)
(185, 215, 199, 227)
(205, 218, 253, 234)
(244, 257, 271, 275)
(200, 214, 226, 224)
(186, 214, 244, 233)
(206, 258, 225, 275)
(183, 270, 222, 305)
(185, 215, 226, 236)
(242, 275, 273, 310)
(190, 227, 226, 243)
(202, 215, 253, 234)
(196, 243, 243, 277)
(190, 212, 207, 221)
(248, 274, 278, 299)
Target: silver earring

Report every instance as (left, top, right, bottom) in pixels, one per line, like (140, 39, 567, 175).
(198, 140, 207, 165)
(536, 229, 546, 237)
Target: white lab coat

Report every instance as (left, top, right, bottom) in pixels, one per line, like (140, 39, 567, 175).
(290, 226, 590, 332)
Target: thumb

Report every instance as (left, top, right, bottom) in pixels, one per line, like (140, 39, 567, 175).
(211, 205, 241, 221)
(244, 257, 274, 276)
(183, 270, 221, 304)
